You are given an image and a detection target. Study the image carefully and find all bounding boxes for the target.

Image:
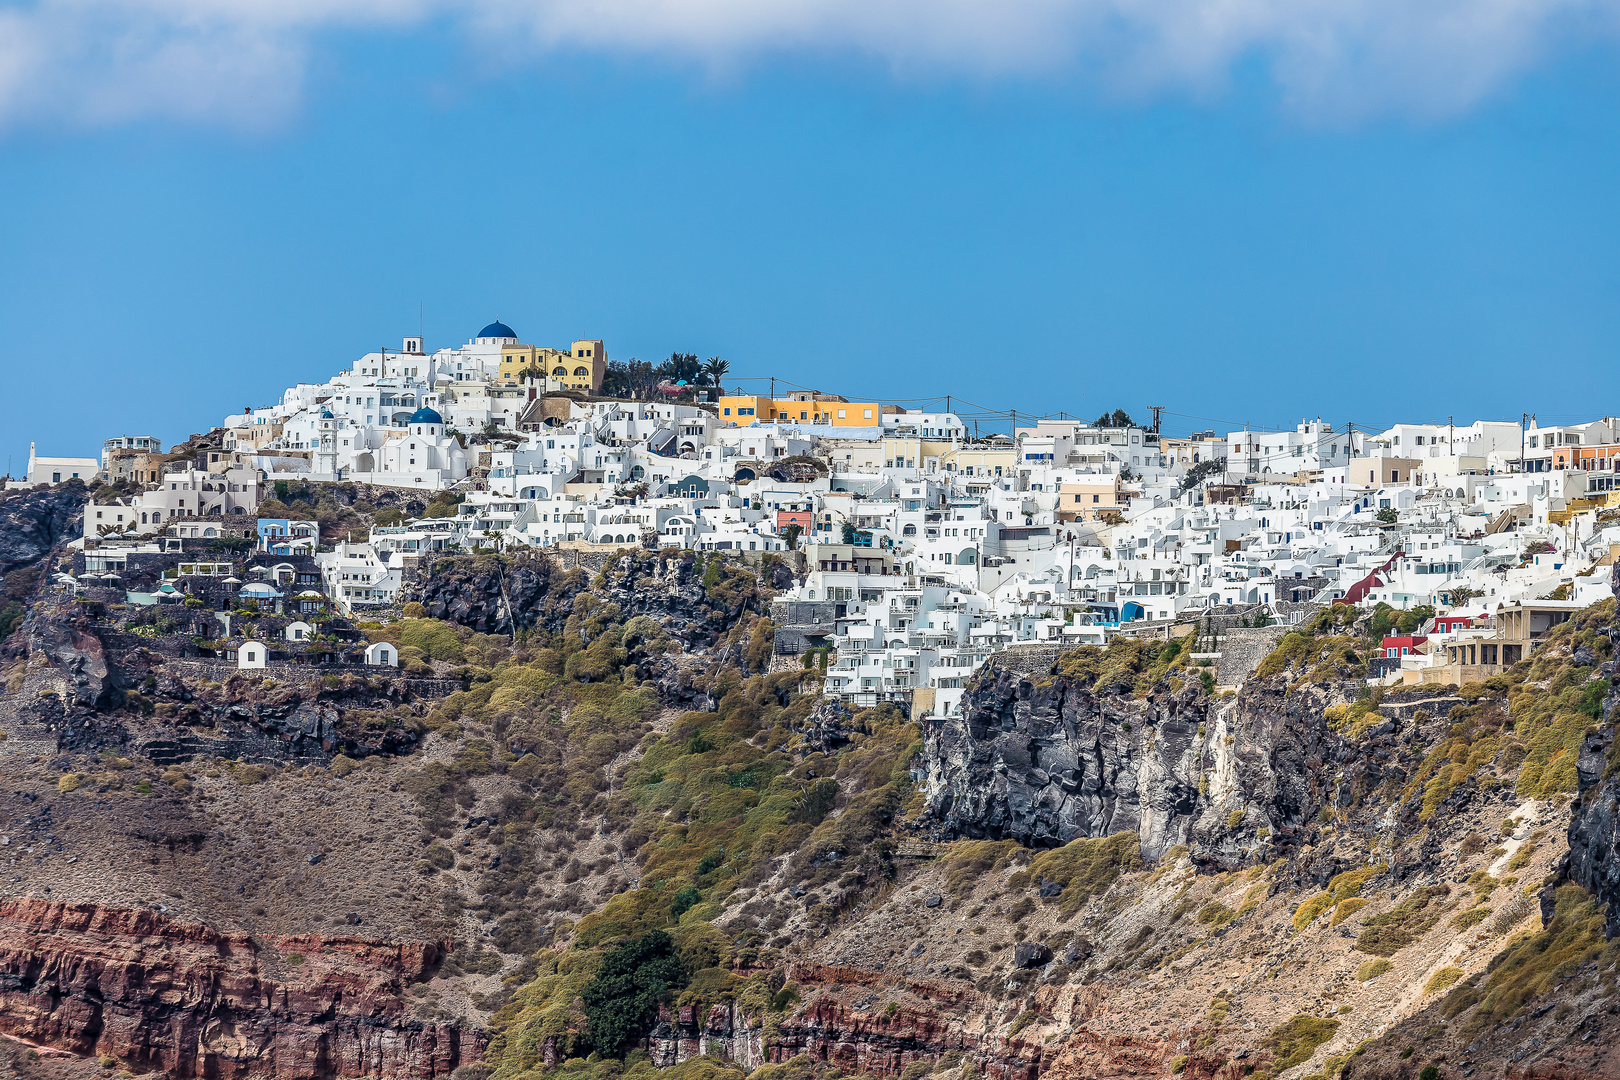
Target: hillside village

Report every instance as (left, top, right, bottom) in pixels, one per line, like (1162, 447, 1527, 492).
(6, 320, 1620, 1080)
(17, 318, 1620, 719)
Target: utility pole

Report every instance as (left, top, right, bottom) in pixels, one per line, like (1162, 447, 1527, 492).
(1148, 405, 1164, 433)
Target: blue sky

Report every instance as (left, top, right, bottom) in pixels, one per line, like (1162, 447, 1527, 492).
(4, 4, 1620, 470)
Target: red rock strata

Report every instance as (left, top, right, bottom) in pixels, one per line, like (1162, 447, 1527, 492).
(0, 898, 481, 1078)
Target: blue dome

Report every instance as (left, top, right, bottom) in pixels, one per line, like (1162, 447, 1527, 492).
(477, 321, 517, 340)
(408, 407, 443, 425)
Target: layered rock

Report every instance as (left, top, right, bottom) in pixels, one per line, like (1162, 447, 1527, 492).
(0, 898, 479, 1078)
(647, 1001, 766, 1070)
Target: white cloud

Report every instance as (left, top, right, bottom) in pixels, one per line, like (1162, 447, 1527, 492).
(0, 0, 1615, 130)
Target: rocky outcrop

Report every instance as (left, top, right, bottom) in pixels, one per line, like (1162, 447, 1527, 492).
(0, 482, 87, 596)
(921, 666, 1209, 860)
(646, 1001, 766, 1070)
(411, 550, 776, 646)
(797, 697, 855, 756)
(1563, 562, 1620, 938)
(29, 611, 124, 710)
(412, 552, 574, 635)
(921, 662, 1415, 866)
(0, 898, 480, 1078)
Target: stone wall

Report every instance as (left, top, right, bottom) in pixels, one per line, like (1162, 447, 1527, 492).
(1214, 625, 1291, 686)
(985, 643, 1066, 676)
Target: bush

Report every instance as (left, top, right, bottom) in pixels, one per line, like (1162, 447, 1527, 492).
(1264, 1015, 1339, 1071)
(581, 930, 688, 1057)
(1355, 885, 1449, 956)
(1423, 966, 1465, 995)
(1356, 959, 1391, 982)
(236, 764, 269, 785)
(1294, 865, 1384, 930)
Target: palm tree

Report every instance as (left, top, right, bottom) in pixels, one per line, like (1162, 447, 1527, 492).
(702, 357, 730, 386)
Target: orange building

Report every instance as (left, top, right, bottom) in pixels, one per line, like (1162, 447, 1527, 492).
(718, 392, 881, 426)
(1552, 444, 1620, 470)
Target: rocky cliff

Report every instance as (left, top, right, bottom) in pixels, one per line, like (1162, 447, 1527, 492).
(1562, 561, 1620, 939)
(920, 661, 1427, 866)
(410, 549, 787, 646)
(0, 898, 480, 1078)
(0, 483, 87, 600)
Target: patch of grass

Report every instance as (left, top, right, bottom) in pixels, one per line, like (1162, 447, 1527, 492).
(1009, 833, 1142, 915)
(1330, 898, 1370, 927)
(941, 840, 1020, 896)
(1054, 633, 1198, 697)
(1356, 959, 1391, 982)
(1355, 885, 1450, 957)
(1452, 907, 1492, 932)
(1197, 902, 1236, 928)
(1254, 606, 1364, 684)
(1264, 1014, 1340, 1072)
(1294, 865, 1385, 930)
(1440, 981, 1483, 1020)
(1423, 966, 1465, 995)
(1459, 885, 1609, 1036)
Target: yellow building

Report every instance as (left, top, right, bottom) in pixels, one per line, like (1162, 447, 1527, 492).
(939, 445, 1015, 483)
(1058, 477, 1126, 522)
(552, 340, 606, 393)
(717, 392, 881, 427)
(499, 344, 550, 384)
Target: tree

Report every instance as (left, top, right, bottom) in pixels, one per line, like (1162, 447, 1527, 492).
(581, 930, 688, 1057)
(657, 352, 702, 385)
(1376, 507, 1399, 525)
(1094, 408, 1135, 429)
(1395, 605, 1434, 635)
(841, 523, 857, 544)
(702, 357, 730, 386)
(783, 523, 802, 549)
(602, 358, 660, 400)
(1447, 586, 1482, 606)
(1179, 457, 1226, 494)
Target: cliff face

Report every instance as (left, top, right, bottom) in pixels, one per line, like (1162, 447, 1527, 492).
(28, 610, 124, 710)
(0, 483, 87, 595)
(1563, 562, 1620, 938)
(0, 898, 480, 1079)
(647, 1001, 767, 1071)
(410, 549, 785, 646)
(920, 665, 1414, 865)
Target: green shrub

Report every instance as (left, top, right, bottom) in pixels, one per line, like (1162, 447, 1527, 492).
(1355, 886, 1450, 956)
(1423, 966, 1465, 995)
(1356, 959, 1391, 982)
(1264, 1015, 1339, 1072)
(1294, 865, 1384, 930)
(581, 930, 689, 1057)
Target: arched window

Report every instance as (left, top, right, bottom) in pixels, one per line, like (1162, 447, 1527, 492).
(574, 367, 589, 377)
(552, 367, 566, 377)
